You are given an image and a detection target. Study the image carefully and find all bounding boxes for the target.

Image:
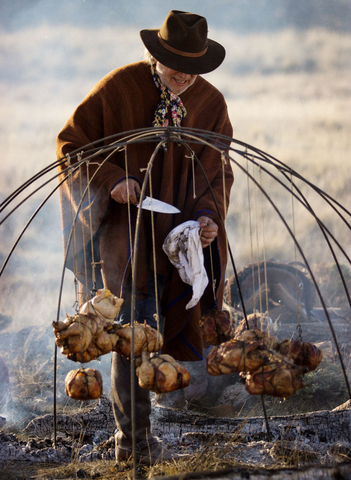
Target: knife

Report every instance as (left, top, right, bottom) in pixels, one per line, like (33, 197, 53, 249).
(136, 194, 180, 214)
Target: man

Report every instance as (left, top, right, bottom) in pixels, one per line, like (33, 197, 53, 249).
(57, 10, 234, 465)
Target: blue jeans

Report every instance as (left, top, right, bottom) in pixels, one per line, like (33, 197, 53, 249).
(118, 272, 165, 333)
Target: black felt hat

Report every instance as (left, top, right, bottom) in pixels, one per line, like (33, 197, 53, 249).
(140, 10, 226, 74)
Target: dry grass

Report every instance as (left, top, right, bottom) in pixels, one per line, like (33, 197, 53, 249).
(0, 23, 350, 480)
(262, 359, 349, 415)
(1, 362, 348, 477)
(269, 442, 320, 467)
(0, 430, 333, 480)
(0, 459, 196, 480)
(0, 443, 289, 480)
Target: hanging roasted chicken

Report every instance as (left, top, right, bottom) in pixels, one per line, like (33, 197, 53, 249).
(53, 316, 163, 362)
(65, 368, 103, 400)
(113, 322, 163, 357)
(278, 339, 323, 372)
(53, 287, 163, 362)
(53, 288, 124, 361)
(235, 328, 280, 351)
(53, 313, 107, 359)
(206, 339, 271, 376)
(205, 309, 322, 399)
(199, 309, 236, 347)
(244, 356, 307, 398)
(235, 312, 273, 338)
(136, 351, 190, 393)
(55, 289, 166, 400)
(80, 288, 124, 323)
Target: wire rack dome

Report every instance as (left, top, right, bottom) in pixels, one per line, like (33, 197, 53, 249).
(0, 126, 350, 451)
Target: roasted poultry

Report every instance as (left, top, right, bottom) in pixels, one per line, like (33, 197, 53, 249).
(53, 314, 162, 362)
(204, 306, 321, 399)
(199, 309, 236, 347)
(65, 368, 103, 400)
(136, 351, 190, 393)
(66, 324, 121, 363)
(113, 321, 163, 357)
(53, 288, 124, 361)
(279, 339, 323, 372)
(244, 356, 307, 398)
(206, 339, 270, 376)
(55, 289, 166, 400)
(235, 312, 273, 338)
(53, 313, 106, 358)
(235, 328, 280, 351)
(80, 288, 124, 323)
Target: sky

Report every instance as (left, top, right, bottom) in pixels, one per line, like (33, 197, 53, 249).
(1, 0, 351, 32)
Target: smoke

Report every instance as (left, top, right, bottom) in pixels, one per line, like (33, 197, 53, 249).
(0, 0, 350, 424)
(1, 21, 349, 289)
(1, 8, 350, 328)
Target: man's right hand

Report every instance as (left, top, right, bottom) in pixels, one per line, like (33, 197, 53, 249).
(110, 178, 141, 205)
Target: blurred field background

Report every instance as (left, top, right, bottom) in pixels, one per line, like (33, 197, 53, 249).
(0, 0, 350, 333)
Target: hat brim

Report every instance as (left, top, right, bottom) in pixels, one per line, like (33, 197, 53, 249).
(140, 29, 226, 75)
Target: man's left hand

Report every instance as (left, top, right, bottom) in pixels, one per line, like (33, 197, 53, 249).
(197, 216, 218, 248)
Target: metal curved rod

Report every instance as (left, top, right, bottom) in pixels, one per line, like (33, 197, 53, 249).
(0, 171, 71, 448)
(225, 151, 351, 399)
(179, 139, 271, 439)
(178, 133, 351, 313)
(52, 125, 177, 160)
(236, 149, 351, 310)
(196, 135, 351, 399)
(179, 141, 250, 326)
(0, 128, 164, 216)
(0, 158, 67, 212)
(129, 140, 165, 476)
(0, 167, 70, 226)
(52, 143, 138, 447)
(0, 154, 94, 224)
(2, 127, 350, 230)
(202, 129, 351, 224)
(177, 127, 351, 225)
(0, 175, 69, 278)
(279, 169, 351, 311)
(0, 130, 164, 224)
(51, 132, 170, 447)
(1, 125, 350, 451)
(175, 131, 351, 270)
(241, 146, 351, 229)
(172, 131, 350, 400)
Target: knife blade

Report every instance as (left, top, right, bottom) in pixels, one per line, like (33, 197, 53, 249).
(137, 195, 180, 214)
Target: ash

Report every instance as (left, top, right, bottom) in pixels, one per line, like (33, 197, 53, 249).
(0, 396, 350, 469)
(0, 322, 350, 472)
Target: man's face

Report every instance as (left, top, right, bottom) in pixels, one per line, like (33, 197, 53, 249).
(155, 62, 197, 95)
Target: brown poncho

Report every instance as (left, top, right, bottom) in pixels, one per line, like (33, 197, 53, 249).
(56, 61, 233, 361)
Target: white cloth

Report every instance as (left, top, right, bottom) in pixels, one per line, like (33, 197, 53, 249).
(162, 221, 209, 309)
